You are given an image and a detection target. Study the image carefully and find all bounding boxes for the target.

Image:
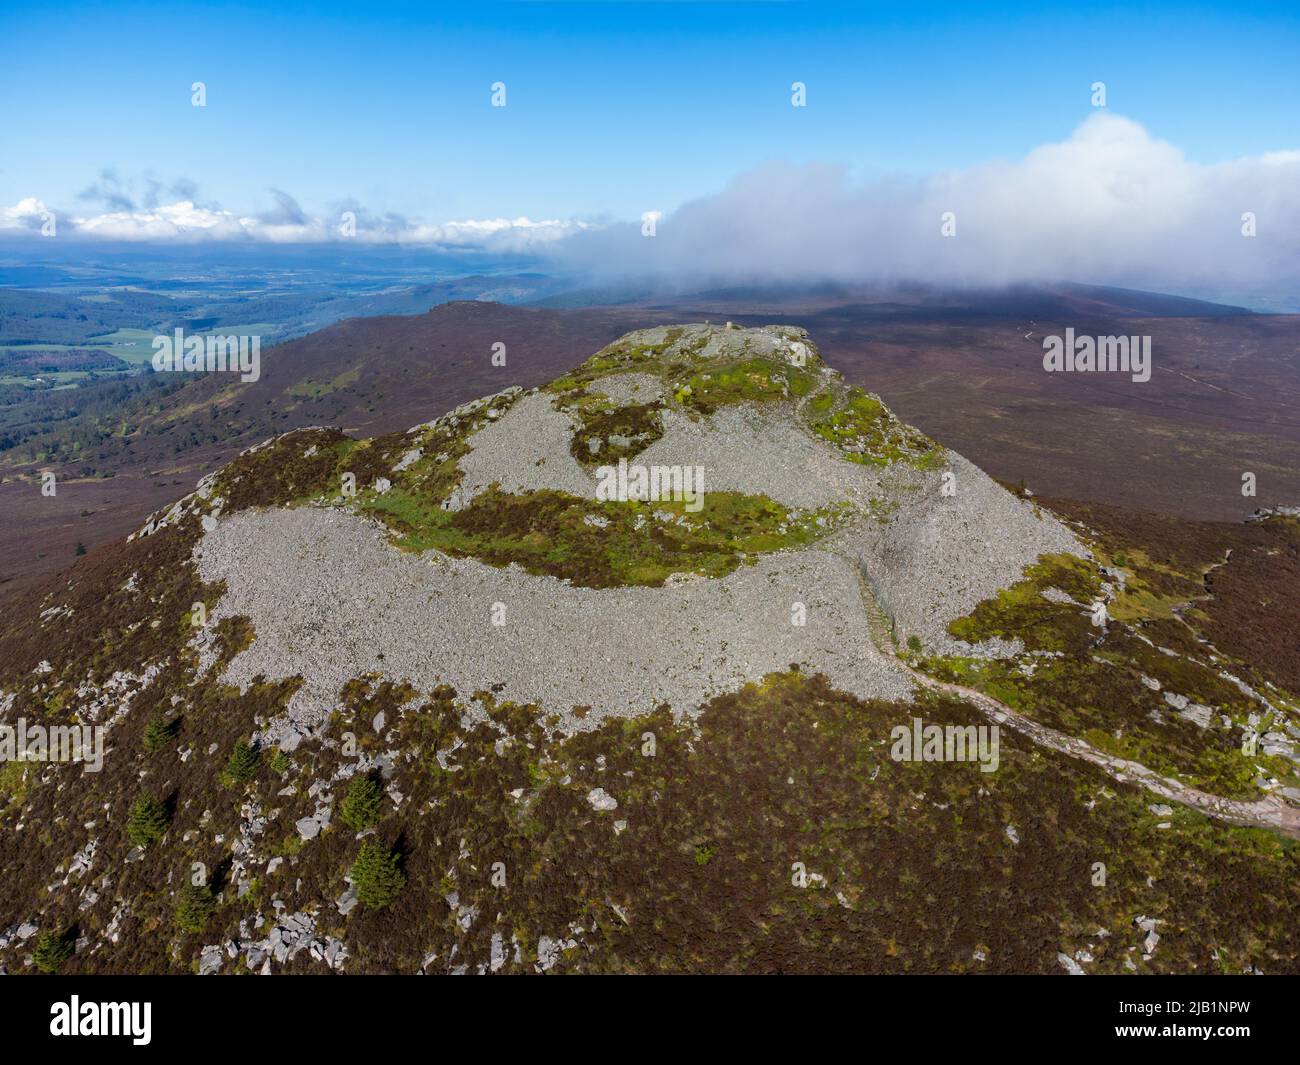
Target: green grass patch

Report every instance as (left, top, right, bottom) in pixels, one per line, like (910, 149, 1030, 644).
(811, 386, 942, 469)
(674, 357, 816, 414)
(925, 552, 1277, 797)
(285, 365, 361, 398)
(360, 485, 855, 588)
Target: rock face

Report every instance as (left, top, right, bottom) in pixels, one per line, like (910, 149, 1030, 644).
(854, 450, 1083, 654)
(192, 323, 1085, 744)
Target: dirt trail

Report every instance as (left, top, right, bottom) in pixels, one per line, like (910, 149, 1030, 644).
(854, 568, 1300, 839)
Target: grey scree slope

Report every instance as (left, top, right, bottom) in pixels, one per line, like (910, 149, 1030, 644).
(451, 390, 594, 508)
(195, 507, 910, 749)
(192, 331, 1086, 748)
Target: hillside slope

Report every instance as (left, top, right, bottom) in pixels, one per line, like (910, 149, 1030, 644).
(1, 324, 1297, 975)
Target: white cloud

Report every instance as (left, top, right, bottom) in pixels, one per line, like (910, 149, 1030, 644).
(72, 201, 252, 240)
(0, 193, 588, 252)
(388, 217, 590, 250)
(1, 196, 54, 230)
(558, 113, 1300, 291)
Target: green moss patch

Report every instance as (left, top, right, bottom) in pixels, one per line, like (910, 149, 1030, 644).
(925, 551, 1289, 798)
(360, 485, 854, 588)
(673, 357, 816, 415)
(948, 553, 1099, 653)
(811, 386, 943, 469)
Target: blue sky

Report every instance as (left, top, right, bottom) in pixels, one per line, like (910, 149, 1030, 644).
(3, 0, 1298, 224)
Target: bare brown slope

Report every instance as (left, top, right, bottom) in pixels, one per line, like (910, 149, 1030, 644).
(815, 311, 1300, 522)
(130, 300, 676, 454)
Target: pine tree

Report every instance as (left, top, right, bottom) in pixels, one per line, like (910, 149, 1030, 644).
(351, 840, 405, 910)
(174, 881, 217, 933)
(341, 773, 383, 831)
(126, 793, 170, 847)
(141, 714, 178, 753)
(33, 929, 74, 973)
(224, 740, 260, 785)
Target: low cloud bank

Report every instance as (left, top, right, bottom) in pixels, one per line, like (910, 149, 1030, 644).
(556, 113, 1300, 292)
(4, 115, 1296, 290)
(1, 183, 585, 253)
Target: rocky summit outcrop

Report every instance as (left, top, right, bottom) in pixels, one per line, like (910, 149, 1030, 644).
(4, 322, 1296, 976)
(188, 323, 1085, 747)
